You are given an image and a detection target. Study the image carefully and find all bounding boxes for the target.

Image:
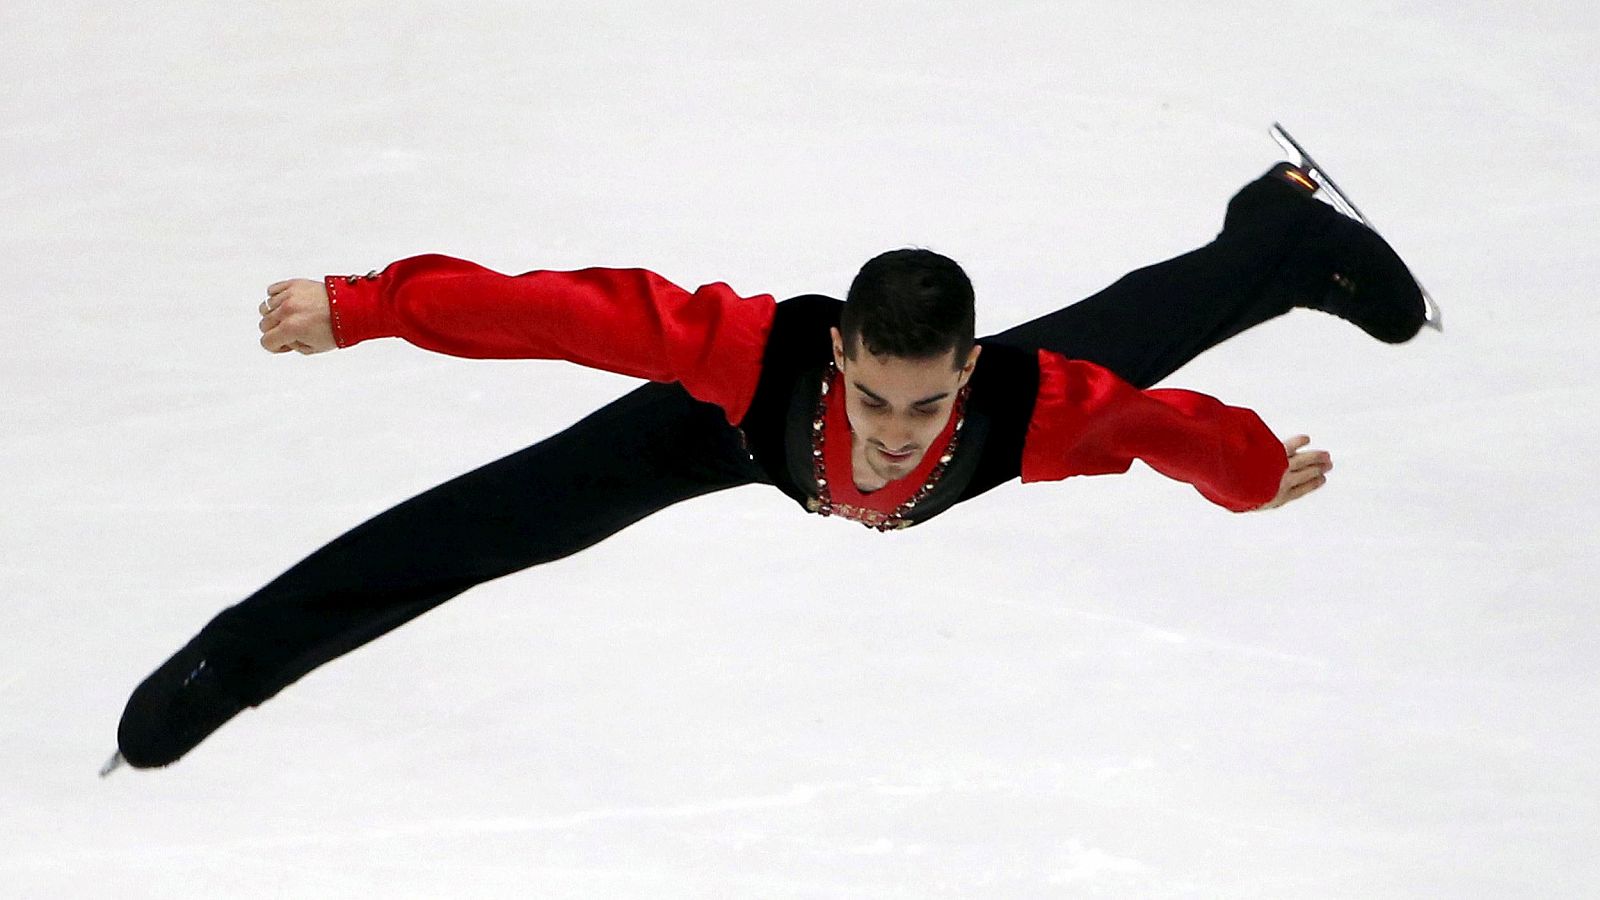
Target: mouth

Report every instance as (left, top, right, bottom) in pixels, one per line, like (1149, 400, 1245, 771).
(875, 445, 918, 464)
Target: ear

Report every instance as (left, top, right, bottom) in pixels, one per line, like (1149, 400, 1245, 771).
(830, 327, 848, 370)
(957, 343, 981, 387)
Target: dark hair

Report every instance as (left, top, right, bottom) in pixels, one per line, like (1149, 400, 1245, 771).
(841, 248, 975, 368)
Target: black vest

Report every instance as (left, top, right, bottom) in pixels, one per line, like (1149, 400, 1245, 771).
(738, 295, 1042, 528)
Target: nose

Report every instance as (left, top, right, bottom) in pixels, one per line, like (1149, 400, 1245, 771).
(879, 425, 917, 453)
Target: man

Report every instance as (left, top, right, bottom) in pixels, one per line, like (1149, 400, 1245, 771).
(112, 161, 1427, 770)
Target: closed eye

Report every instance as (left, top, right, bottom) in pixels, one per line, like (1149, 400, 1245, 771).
(862, 400, 941, 417)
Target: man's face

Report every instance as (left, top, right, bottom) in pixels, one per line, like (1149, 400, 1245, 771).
(830, 327, 981, 484)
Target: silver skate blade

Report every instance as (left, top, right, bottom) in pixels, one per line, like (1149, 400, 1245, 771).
(99, 751, 126, 778)
(1269, 122, 1372, 224)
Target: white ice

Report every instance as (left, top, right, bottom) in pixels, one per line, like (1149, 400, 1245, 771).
(3, 1, 1598, 896)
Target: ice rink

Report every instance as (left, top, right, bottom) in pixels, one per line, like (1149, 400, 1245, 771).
(4, 1, 1598, 896)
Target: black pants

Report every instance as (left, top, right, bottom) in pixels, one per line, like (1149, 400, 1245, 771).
(202, 171, 1315, 707)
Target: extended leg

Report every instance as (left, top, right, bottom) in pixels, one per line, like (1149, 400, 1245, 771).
(987, 168, 1425, 389)
(116, 382, 760, 768)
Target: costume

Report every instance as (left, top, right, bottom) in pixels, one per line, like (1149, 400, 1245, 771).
(116, 168, 1405, 768)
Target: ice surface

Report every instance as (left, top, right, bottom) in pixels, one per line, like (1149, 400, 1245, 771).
(3, 1, 1598, 897)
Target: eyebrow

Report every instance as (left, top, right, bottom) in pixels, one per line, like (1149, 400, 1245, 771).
(853, 381, 951, 407)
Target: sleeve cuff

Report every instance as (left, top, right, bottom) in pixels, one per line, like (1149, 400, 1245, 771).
(324, 270, 388, 348)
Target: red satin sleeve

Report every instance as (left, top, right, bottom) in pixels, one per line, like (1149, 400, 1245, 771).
(324, 254, 776, 424)
(1020, 351, 1287, 512)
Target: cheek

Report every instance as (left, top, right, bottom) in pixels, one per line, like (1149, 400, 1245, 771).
(910, 416, 946, 445)
(843, 404, 892, 441)
(840, 401, 865, 434)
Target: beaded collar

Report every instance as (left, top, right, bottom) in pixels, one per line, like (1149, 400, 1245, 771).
(804, 364, 970, 531)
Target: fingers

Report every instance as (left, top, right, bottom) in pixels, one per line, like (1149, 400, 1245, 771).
(261, 281, 288, 352)
(1287, 448, 1333, 474)
(264, 278, 300, 310)
(1282, 456, 1330, 501)
(261, 284, 290, 328)
(1253, 469, 1326, 512)
(261, 320, 310, 353)
(1282, 433, 1332, 474)
(1284, 469, 1328, 503)
(262, 279, 300, 317)
(260, 323, 292, 353)
(1285, 459, 1327, 489)
(259, 281, 296, 344)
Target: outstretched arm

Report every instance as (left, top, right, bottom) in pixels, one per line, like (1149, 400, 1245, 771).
(1021, 354, 1318, 512)
(255, 255, 777, 424)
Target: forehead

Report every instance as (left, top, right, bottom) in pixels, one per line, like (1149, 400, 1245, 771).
(843, 347, 962, 397)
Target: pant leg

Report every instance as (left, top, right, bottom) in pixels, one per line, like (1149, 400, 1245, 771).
(118, 381, 759, 766)
(986, 171, 1325, 389)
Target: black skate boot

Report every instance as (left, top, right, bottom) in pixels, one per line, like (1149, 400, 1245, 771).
(1267, 122, 1442, 337)
(1289, 203, 1428, 343)
(1225, 160, 1429, 344)
(116, 628, 250, 768)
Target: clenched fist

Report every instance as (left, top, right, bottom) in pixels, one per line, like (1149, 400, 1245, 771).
(259, 279, 335, 354)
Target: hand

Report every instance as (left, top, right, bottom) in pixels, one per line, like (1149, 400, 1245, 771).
(258, 279, 335, 354)
(1254, 434, 1332, 511)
